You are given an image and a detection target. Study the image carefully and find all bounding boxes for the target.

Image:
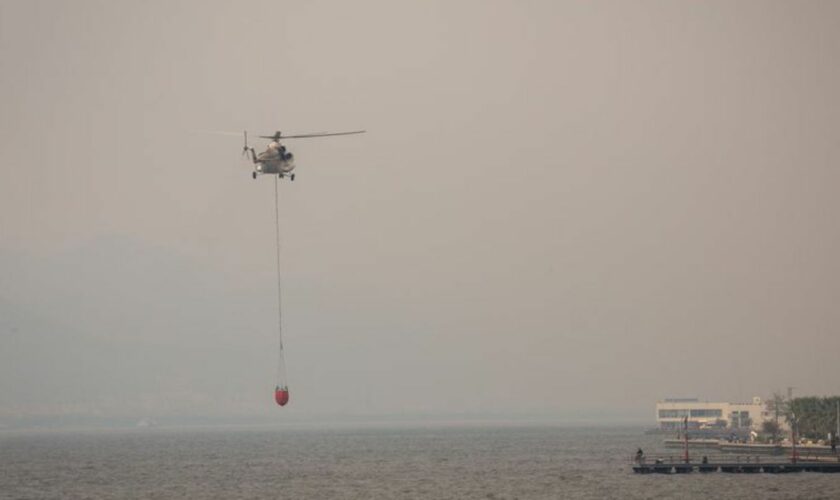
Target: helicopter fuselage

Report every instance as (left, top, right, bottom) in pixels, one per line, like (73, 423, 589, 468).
(252, 141, 296, 179)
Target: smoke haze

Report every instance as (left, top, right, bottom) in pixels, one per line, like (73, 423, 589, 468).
(2, 1, 840, 424)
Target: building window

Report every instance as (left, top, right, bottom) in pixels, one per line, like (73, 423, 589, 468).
(659, 409, 689, 418)
(690, 409, 723, 418)
(729, 411, 753, 428)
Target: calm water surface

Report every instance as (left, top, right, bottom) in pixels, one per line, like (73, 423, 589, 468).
(1, 423, 836, 499)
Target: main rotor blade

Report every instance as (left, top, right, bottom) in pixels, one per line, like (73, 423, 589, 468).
(258, 130, 366, 140)
(193, 130, 245, 137)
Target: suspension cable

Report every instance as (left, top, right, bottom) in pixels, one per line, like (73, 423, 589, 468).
(274, 176, 286, 385)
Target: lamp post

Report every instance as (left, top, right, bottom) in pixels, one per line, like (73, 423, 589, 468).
(834, 401, 839, 457)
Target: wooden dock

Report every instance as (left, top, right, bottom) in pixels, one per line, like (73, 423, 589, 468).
(632, 454, 840, 474)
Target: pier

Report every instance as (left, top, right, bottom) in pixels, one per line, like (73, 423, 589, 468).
(632, 454, 840, 474)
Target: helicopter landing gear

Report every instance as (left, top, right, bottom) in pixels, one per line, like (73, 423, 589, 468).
(252, 171, 257, 180)
(290, 173, 295, 182)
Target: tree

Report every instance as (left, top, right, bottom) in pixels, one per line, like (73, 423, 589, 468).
(786, 396, 840, 440)
(766, 392, 787, 428)
(762, 420, 781, 443)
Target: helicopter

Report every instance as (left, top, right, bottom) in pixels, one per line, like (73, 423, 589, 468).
(241, 129, 366, 180)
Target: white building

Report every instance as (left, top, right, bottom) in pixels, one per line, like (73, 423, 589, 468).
(656, 397, 770, 431)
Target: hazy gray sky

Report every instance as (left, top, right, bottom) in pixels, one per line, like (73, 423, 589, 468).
(2, 0, 839, 423)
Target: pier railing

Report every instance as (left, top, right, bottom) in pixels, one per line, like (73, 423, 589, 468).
(632, 452, 840, 465)
(632, 452, 840, 474)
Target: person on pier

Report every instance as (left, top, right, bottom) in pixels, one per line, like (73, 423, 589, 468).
(635, 448, 645, 464)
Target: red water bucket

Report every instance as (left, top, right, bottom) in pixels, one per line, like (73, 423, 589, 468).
(274, 387, 290, 406)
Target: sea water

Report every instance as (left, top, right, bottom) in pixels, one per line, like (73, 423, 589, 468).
(1, 423, 836, 499)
